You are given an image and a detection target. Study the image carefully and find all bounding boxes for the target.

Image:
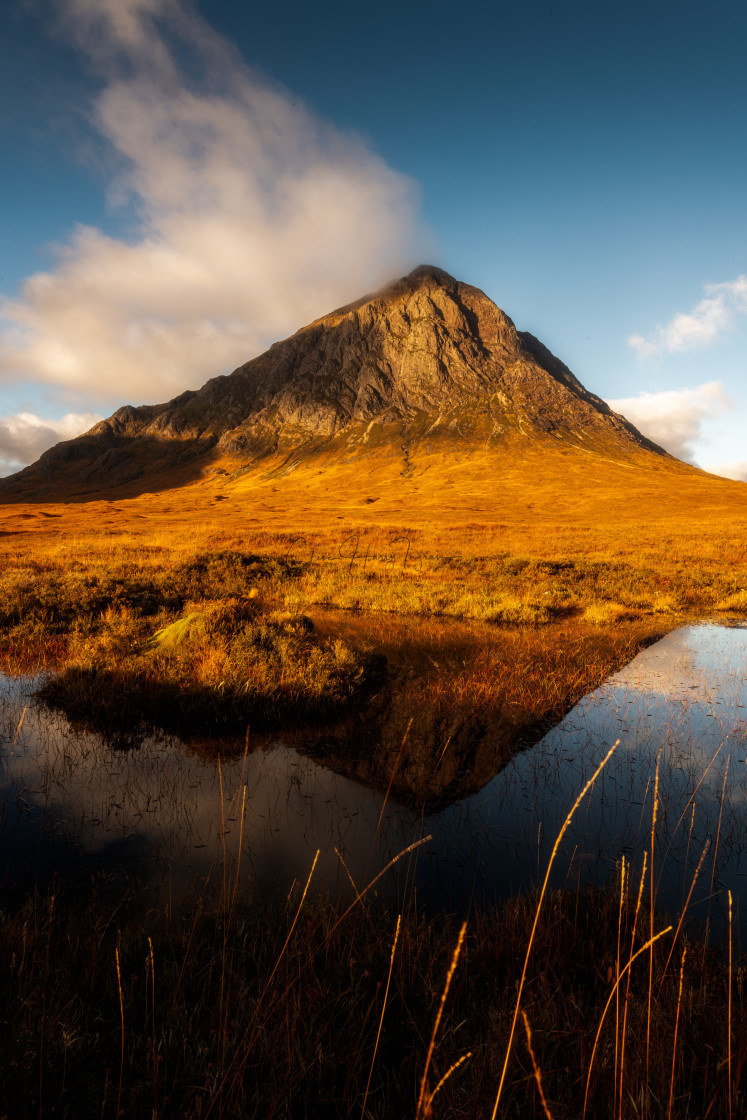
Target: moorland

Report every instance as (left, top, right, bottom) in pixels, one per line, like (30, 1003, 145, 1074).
(2, 266, 747, 1117)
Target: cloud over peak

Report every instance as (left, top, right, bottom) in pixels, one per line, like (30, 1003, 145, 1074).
(0, 0, 426, 405)
(629, 277, 747, 357)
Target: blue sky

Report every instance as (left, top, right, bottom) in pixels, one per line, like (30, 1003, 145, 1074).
(1, 0, 746, 478)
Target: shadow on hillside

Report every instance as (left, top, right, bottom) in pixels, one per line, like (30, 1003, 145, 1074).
(0, 434, 226, 503)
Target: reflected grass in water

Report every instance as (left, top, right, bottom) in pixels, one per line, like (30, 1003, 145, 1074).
(2, 623, 747, 934)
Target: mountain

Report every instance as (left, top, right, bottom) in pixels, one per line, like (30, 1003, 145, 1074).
(0, 266, 668, 501)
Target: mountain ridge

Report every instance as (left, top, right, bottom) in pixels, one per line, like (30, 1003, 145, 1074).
(1, 265, 669, 500)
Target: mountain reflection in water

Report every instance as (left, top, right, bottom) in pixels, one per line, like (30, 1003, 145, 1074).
(1, 623, 746, 935)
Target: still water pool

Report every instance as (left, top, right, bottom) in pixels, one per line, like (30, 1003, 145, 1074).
(2, 622, 746, 935)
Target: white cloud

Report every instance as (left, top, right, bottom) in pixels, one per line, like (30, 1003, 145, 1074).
(0, 411, 101, 473)
(607, 381, 731, 461)
(0, 0, 426, 405)
(629, 277, 747, 357)
(701, 460, 747, 482)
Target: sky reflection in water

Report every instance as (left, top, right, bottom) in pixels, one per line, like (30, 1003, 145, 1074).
(1, 623, 746, 935)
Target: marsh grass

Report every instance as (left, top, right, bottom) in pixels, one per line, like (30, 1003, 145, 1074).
(36, 599, 380, 742)
(2, 461, 747, 1115)
(0, 866, 742, 1119)
(0, 527, 669, 802)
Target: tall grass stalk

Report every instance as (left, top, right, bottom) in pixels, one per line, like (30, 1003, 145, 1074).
(326, 836, 432, 942)
(657, 745, 721, 891)
(490, 739, 620, 1120)
(659, 839, 711, 989)
(728, 889, 733, 1120)
(522, 1011, 554, 1120)
(683, 804, 696, 910)
(425, 1052, 472, 1115)
(360, 913, 401, 1120)
(647, 748, 661, 1084)
(12, 705, 26, 748)
(615, 856, 626, 1098)
(115, 946, 124, 1120)
(618, 851, 647, 1119)
(710, 757, 730, 902)
(229, 730, 251, 913)
(667, 946, 687, 1120)
(148, 936, 157, 1119)
(218, 757, 226, 906)
(415, 919, 467, 1120)
(376, 717, 413, 833)
(582, 926, 673, 1118)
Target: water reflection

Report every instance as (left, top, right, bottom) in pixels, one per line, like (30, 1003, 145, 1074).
(1, 623, 746, 935)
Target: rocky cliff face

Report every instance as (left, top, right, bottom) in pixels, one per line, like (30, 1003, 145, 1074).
(0, 266, 667, 497)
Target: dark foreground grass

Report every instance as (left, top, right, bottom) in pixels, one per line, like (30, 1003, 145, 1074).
(0, 875, 742, 1120)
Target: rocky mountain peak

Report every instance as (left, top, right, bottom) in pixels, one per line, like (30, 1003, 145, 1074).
(0, 266, 667, 498)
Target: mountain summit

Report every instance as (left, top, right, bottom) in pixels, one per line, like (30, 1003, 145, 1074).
(1, 266, 666, 498)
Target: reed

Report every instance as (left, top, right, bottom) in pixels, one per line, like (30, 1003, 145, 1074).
(148, 936, 157, 1119)
(710, 757, 730, 904)
(614, 855, 626, 1102)
(729, 889, 733, 1120)
(0, 864, 742, 1119)
(667, 946, 687, 1120)
(646, 749, 661, 1084)
(583, 926, 673, 1118)
(522, 1011, 554, 1120)
(618, 851, 647, 1118)
(415, 919, 467, 1120)
(425, 1051, 472, 1112)
(361, 913, 401, 1120)
(490, 739, 620, 1119)
(115, 946, 124, 1120)
(660, 839, 711, 989)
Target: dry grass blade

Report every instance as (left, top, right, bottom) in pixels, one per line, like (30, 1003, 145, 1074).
(424, 1051, 472, 1115)
(327, 835, 433, 942)
(647, 748, 661, 1083)
(522, 1011, 554, 1120)
(335, 845, 362, 900)
(360, 914, 401, 1120)
(657, 745, 721, 889)
(262, 849, 319, 1000)
(728, 889, 733, 1120)
(115, 947, 124, 1120)
(619, 851, 647, 1118)
(582, 926, 673, 1119)
(714, 757, 730, 883)
(659, 839, 711, 990)
(490, 738, 620, 1120)
(667, 946, 687, 1120)
(415, 919, 467, 1120)
(614, 856, 626, 1097)
(376, 717, 412, 832)
(148, 936, 157, 1118)
(11, 706, 26, 749)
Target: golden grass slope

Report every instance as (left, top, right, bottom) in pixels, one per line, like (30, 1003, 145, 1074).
(2, 437, 745, 622)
